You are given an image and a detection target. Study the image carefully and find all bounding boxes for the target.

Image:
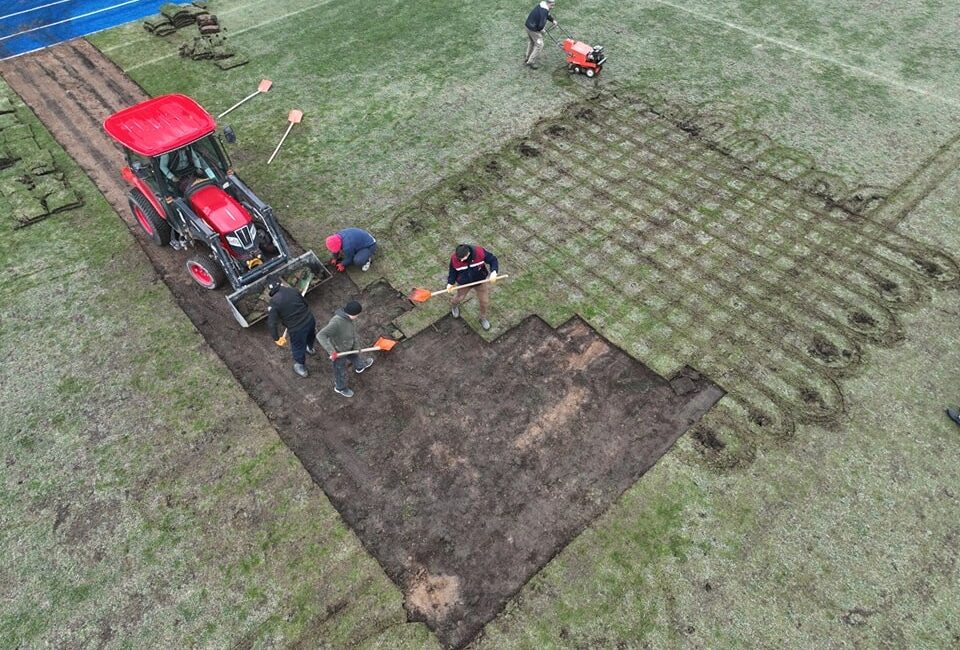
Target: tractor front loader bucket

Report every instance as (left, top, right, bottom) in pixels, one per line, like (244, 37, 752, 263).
(227, 250, 330, 327)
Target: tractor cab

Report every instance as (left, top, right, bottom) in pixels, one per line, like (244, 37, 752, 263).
(104, 94, 324, 327)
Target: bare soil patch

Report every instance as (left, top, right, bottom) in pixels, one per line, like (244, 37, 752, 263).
(3, 41, 723, 648)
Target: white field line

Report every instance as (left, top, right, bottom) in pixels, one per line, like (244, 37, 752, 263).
(0, 0, 72, 23)
(650, 0, 960, 108)
(122, 0, 334, 72)
(99, 0, 264, 52)
(0, 0, 140, 42)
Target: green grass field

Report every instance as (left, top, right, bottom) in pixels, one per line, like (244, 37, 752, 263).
(3, 0, 960, 647)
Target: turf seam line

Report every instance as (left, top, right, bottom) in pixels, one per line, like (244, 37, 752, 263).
(649, 0, 960, 108)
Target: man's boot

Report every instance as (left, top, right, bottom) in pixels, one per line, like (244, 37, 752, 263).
(293, 363, 308, 378)
(335, 386, 354, 398)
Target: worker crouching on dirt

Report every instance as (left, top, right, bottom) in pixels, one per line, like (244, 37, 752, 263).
(325, 228, 378, 273)
(447, 243, 500, 331)
(317, 301, 373, 398)
(524, 0, 557, 69)
(267, 279, 317, 378)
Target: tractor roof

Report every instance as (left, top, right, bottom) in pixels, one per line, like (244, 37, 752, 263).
(103, 94, 216, 157)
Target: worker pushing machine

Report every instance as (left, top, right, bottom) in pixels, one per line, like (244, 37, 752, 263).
(447, 243, 500, 331)
(524, 0, 558, 69)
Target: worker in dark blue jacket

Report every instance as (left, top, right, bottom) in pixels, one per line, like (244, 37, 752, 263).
(325, 227, 378, 272)
(524, 0, 557, 69)
(446, 244, 500, 331)
(267, 279, 317, 378)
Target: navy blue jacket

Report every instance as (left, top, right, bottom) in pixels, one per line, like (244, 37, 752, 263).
(447, 246, 499, 286)
(525, 4, 555, 32)
(336, 228, 376, 266)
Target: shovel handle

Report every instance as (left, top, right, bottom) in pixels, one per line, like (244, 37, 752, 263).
(433, 273, 509, 296)
(336, 346, 381, 357)
(217, 89, 260, 119)
(267, 122, 295, 165)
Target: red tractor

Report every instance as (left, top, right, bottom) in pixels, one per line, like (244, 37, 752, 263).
(104, 94, 323, 327)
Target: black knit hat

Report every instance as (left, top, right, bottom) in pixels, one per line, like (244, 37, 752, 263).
(344, 301, 362, 316)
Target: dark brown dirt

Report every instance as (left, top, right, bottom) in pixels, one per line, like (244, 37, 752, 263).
(3, 41, 723, 649)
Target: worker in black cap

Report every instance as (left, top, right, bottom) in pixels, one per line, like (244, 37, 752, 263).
(316, 300, 373, 398)
(267, 278, 317, 378)
(447, 243, 500, 331)
(524, 0, 558, 69)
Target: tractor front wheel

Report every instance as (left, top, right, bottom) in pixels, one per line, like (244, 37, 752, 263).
(585, 68, 596, 78)
(186, 255, 226, 290)
(572, 65, 582, 75)
(129, 189, 170, 246)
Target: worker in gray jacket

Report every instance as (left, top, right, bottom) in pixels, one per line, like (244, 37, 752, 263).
(316, 301, 373, 398)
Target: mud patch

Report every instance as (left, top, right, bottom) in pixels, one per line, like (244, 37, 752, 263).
(267, 314, 721, 648)
(517, 140, 540, 157)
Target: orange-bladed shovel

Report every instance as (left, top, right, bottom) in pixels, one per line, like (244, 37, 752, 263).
(408, 274, 510, 303)
(335, 337, 399, 358)
(218, 79, 273, 118)
(267, 109, 303, 165)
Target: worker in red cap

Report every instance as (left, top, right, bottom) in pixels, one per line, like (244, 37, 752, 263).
(325, 228, 377, 273)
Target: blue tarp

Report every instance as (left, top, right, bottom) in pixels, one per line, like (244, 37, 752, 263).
(0, 0, 165, 59)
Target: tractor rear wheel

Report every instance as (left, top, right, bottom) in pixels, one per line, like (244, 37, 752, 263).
(128, 189, 170, 246)
(572, 65, 582, 75)
(186, 254, 226, 290)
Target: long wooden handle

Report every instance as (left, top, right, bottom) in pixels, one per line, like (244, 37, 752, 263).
(217, 90, 259, 118)
(336, 346, 380, 357)
(267, 122, 295, 165)
(432, 273, 509, 296)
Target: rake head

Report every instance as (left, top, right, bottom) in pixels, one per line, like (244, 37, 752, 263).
(407, 287, 433, 303)
(373, 337, 398, 351)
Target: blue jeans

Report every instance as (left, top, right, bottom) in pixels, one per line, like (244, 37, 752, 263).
(289, 316, 316, 365)
(351, 242, 377, 268)
(333, 355, 371, 390)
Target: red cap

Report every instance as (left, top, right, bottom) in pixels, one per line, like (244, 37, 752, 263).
(325, 234, 342, 253)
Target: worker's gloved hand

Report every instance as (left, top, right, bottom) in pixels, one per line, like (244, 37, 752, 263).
(328, 257, 339, 266)
(330, 351, 339, 361)
(275, 336, 287, 347)
(446, 283, 457, 294)
(552, 19, 559, 26)
(335, 262, 346, 273)
(488, 271, 498, 284)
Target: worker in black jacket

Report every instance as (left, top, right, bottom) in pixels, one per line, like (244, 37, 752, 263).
(267, 279, 317, 378)
(524, 0, 557, 69)
(446, 243, 500, 331)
